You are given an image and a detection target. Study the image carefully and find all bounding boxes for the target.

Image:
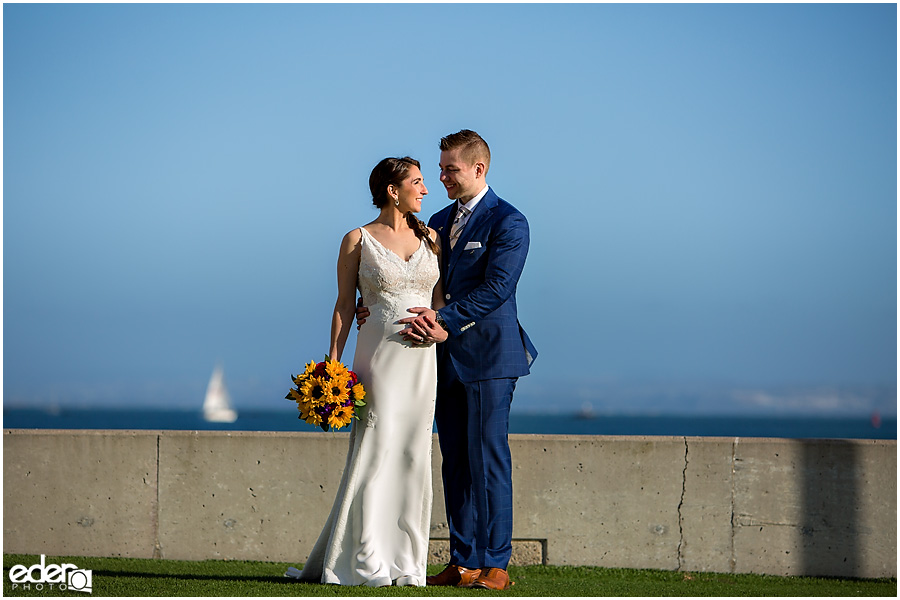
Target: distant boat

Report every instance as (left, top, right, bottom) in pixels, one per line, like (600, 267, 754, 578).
(203, 365, 237, 423)
(576, 401, 597, 420)
(871, 411, 882, 429)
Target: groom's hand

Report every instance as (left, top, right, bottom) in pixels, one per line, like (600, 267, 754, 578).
(398, 307, 448, 345)
(355, 297, 370, 330)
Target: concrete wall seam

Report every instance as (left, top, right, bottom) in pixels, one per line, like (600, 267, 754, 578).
(729, 438, 738, 573)
(675, 437, 688, 570)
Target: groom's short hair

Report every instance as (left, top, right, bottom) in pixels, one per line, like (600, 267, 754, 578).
(440, 129, 491, 174)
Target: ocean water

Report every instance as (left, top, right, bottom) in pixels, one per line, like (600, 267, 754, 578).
(2, 407, 895, 440)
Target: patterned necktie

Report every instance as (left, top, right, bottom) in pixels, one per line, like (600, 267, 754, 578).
(449, 205, 470, 249)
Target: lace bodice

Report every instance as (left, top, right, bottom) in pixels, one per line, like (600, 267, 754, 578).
(357, 228, 440, 323)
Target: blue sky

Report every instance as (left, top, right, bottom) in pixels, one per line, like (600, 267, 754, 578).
(3, 3, 896, 415)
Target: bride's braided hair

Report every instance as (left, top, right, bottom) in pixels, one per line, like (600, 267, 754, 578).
(369, 156, 440, 256)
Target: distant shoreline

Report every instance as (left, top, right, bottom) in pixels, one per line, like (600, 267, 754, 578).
(4, 406, 895, 440)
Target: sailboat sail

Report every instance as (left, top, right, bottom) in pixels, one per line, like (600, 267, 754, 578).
(203, 365, 237, 423)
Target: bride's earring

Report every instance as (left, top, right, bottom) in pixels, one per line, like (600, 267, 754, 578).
(394, 199, 400, 207)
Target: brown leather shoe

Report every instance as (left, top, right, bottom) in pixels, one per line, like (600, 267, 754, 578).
(426, 564, 482, 587)
(470, 568, 513, 590)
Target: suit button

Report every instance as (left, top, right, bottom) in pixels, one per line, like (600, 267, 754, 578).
(445, 294, 451, 300)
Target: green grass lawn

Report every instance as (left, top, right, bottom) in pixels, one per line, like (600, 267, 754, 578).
(3, 554, 895, 597)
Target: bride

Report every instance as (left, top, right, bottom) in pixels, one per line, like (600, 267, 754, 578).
(286, 157, 448, 587)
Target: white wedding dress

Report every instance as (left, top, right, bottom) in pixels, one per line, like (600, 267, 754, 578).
(287, 227, 439, 587)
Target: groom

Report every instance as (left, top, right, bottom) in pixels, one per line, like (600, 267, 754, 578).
(397, 129, 537, 590)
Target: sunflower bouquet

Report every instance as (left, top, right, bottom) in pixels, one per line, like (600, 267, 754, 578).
(286, 357, 366, 431)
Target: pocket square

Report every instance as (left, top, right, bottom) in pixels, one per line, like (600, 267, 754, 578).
(464, 241, 482, 250)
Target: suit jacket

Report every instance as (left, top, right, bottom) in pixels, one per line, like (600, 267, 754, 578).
(430, 187, 538, 383)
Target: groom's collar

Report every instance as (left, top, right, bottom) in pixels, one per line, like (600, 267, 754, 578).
(456, 184, 490, 214)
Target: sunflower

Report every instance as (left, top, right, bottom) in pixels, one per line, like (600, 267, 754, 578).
(331, 387, 350, 405)
(327, 373, 351, 403)
(318, 379, 338, 405)
(299, 402, 323, 425)
(324, 359, 345, 378)
(298, 378, 317, 402)
(328, 404, 355, 429)
(307, 376, 330, 406)
(351, 383, 366, 402)
(297, 401, 311, 419)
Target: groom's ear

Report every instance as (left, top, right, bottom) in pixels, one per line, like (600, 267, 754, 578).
(474, 161, 486, 179)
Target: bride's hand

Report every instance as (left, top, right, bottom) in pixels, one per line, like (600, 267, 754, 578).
(398, 307, 448, 345)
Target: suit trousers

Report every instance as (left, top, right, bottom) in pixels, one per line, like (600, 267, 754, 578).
(435, 363, 517, 570)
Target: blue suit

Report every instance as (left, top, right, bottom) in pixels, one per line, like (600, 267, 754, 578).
(430, 187, 537, 569)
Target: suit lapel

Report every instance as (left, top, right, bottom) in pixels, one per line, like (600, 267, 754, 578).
(446, 189, 497, 280)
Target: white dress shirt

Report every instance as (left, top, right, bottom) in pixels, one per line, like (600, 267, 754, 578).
(450, 185, 489, 248)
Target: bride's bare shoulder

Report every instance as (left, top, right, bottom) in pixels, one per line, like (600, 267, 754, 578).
(427, 227, 442, 248)
(338, 227, 365, 254)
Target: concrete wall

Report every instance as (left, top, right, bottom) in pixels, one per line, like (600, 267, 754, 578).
(3, 429, 895, 578)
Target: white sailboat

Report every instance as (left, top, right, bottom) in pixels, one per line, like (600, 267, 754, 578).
(203, 365, 237, 423)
